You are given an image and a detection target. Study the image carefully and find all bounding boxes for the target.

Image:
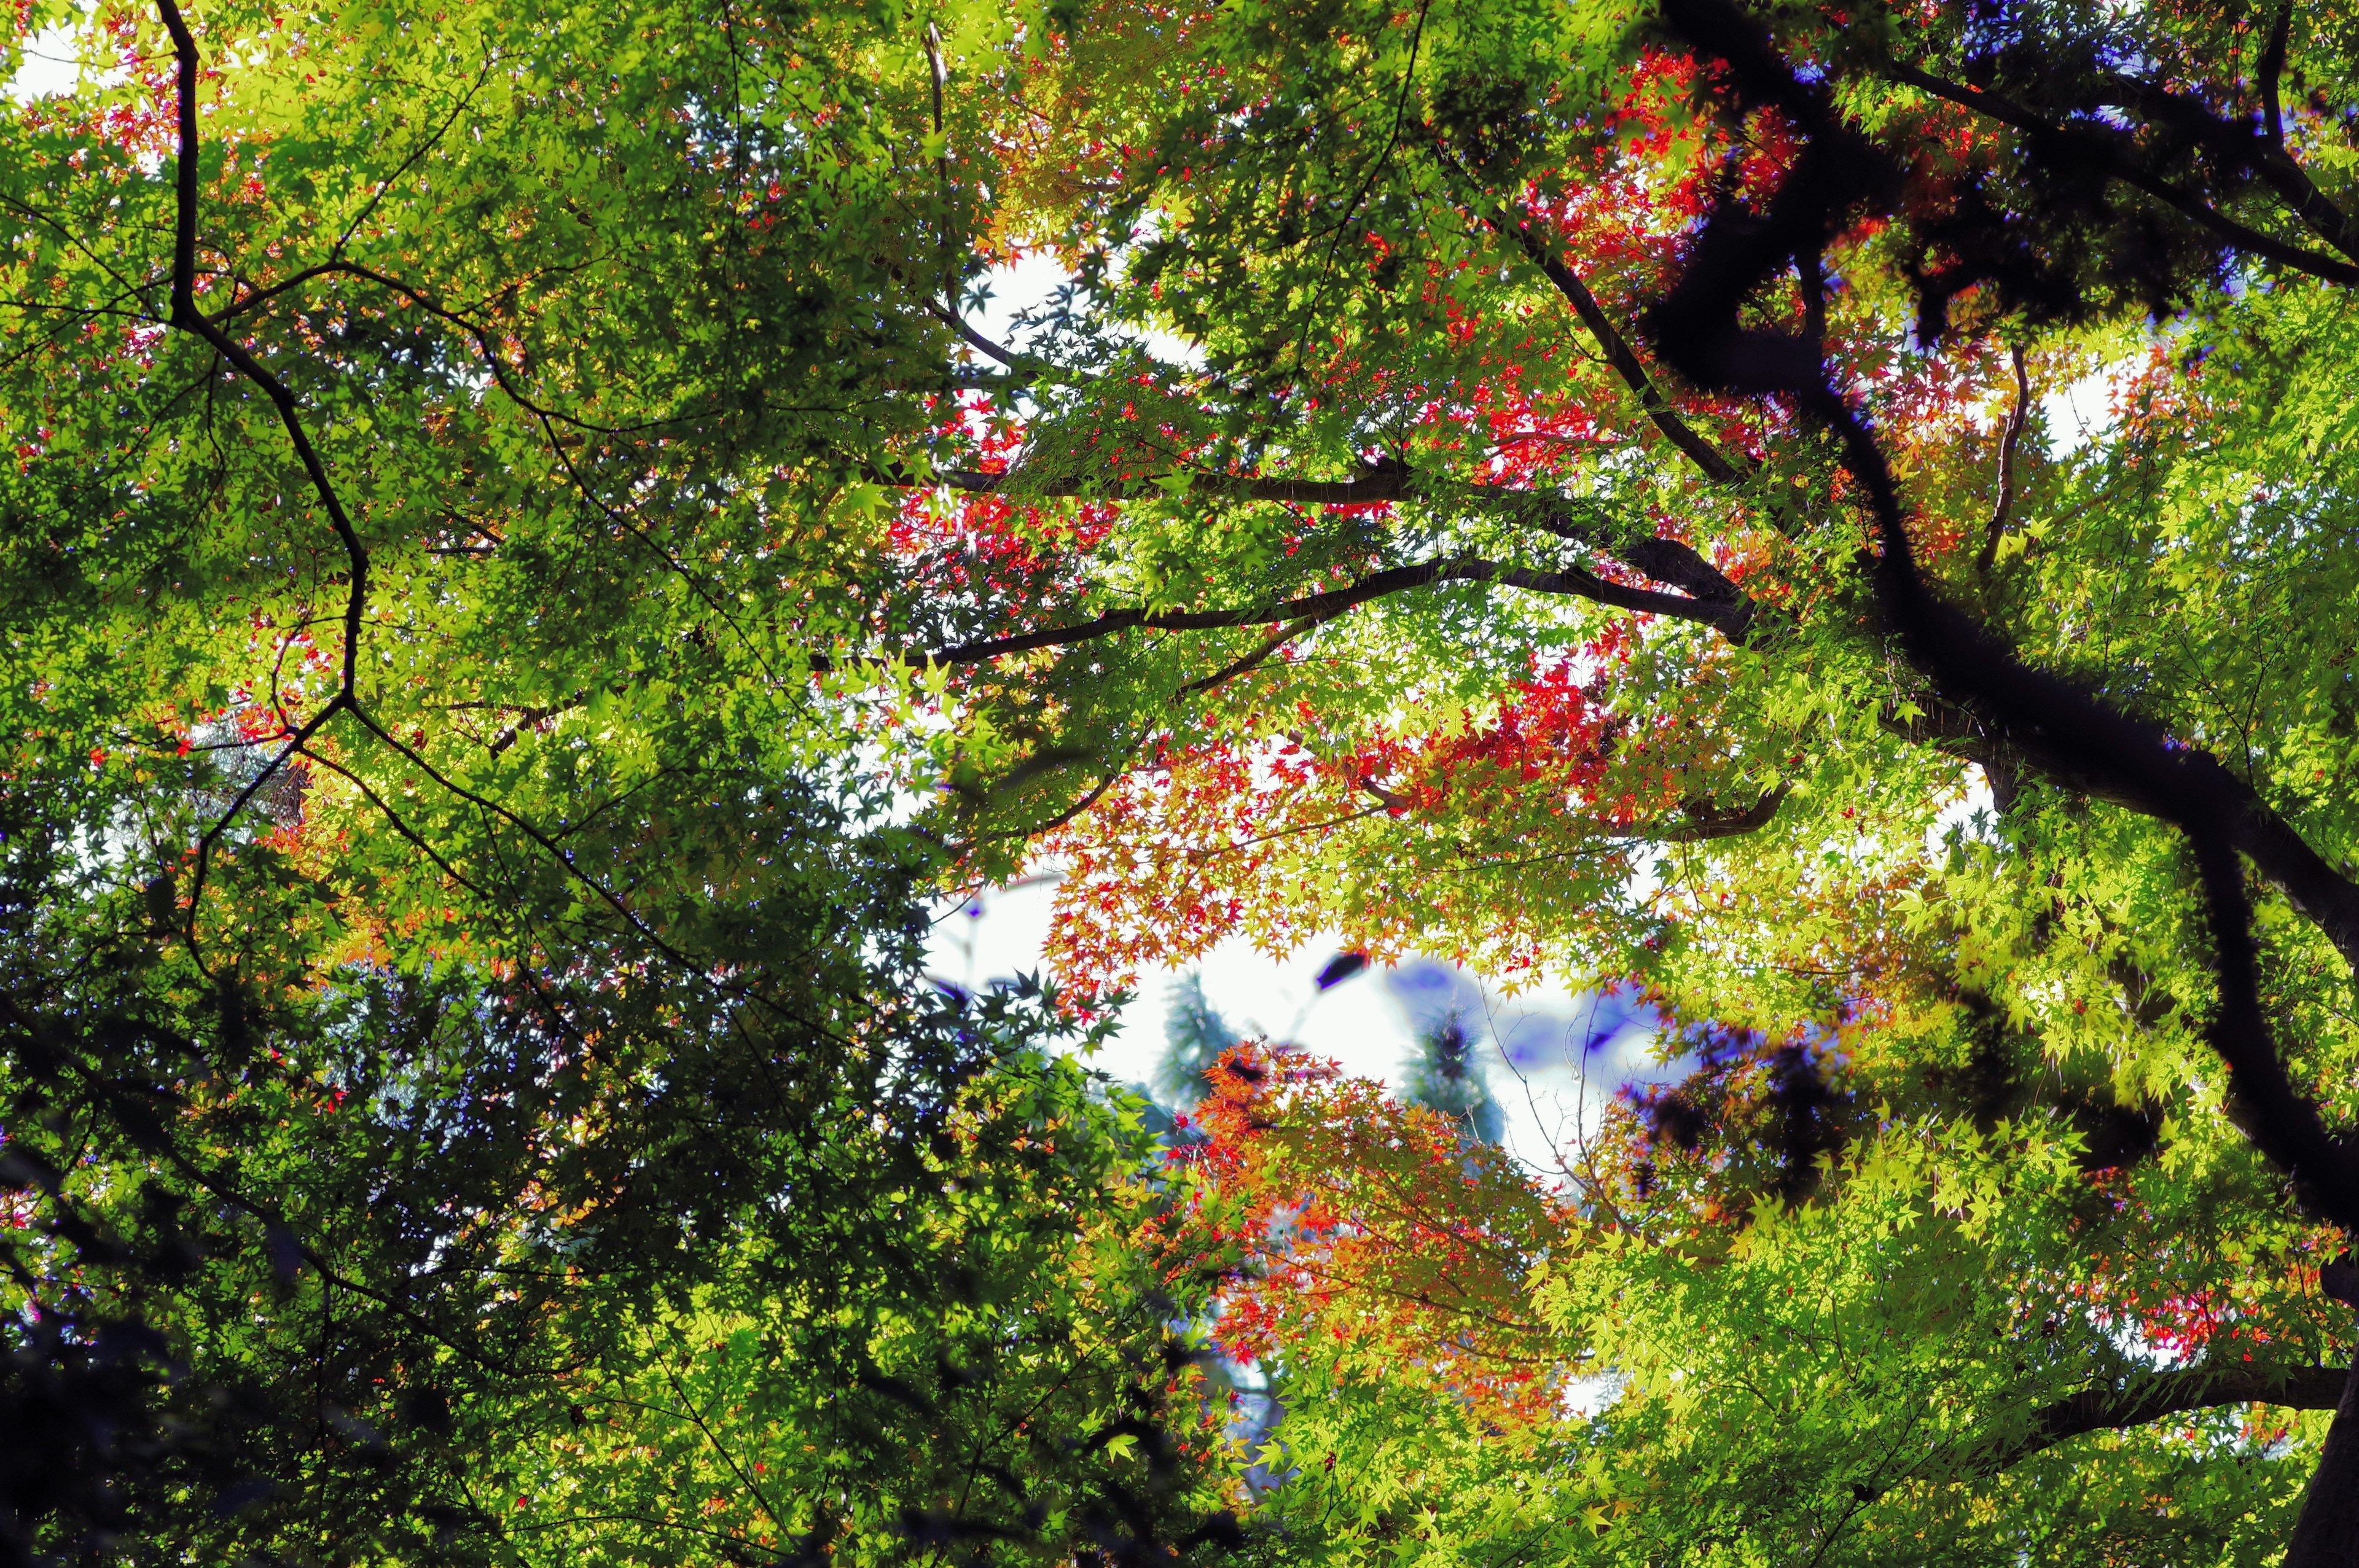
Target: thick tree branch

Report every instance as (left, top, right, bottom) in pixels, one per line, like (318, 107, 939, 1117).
(2288, 1359, 2359, 1563)
(2089, 69, 2359, 265)
(1885, 62, 2359, 284)
(1653, 0, 2359, 1246)
(2259, 1, 2293, 147)
(1986, 1363, 2349, 1472)
(880, 555, 1747, 673)
(1530, 508, 1755, 640)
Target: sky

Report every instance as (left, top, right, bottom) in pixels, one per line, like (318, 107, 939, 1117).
(931, 257, 1681, 1179)
(921, 872, 1673, 1181)
(9, 21, 87, 103)
(0, 71, 2038, 1181)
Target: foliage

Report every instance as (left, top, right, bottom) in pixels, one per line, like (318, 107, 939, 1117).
(862, 0, 2359, 1558)
(0, 0, 1244, 1559)
(13, 0, 2359, 1559)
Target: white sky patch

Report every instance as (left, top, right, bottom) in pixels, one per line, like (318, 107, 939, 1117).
(9, 22, 85, 102)
(968, 251, 1205, 372)
(928, 876, 1668, 1179)
(968, 251, 1068, 351)
(1927, 766, 1999, 860)
(2043, 361, 2124, 456)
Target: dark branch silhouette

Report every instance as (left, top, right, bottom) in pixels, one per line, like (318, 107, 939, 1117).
(1641, 1, 2359, 1554)
(1991, 1363, 2348, 1472)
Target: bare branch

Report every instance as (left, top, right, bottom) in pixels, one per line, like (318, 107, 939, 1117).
(182, 695, 348, 934)
(926, 298, 1021, 367)
(902, 466, 1758, 639)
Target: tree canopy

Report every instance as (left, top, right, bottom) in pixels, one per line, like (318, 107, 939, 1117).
(6, 0, 2359, 1561)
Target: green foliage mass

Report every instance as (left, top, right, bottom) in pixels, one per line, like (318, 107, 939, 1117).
(9, 0, 2359, 1561)
(0, 0, 1239, 1559)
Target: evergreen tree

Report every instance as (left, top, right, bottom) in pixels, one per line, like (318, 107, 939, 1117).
(1399, 1013, 1506, 1149)
(1152, 972, 1243, 1112)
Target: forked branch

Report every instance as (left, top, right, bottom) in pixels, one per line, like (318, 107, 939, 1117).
(1650, 0, 2359, 1233)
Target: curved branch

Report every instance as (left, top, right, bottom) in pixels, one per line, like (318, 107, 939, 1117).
(1884, 62, 2359, 285)
(1529, 508, 1755, 641)
(888, 554, 1744, 672)
(1987, 1363, 2349, 1472)
(1175, 614, 1329, 697)
(1976, 345, 2031, 573)
(182, 695, 348, 933)
(899, 466, 1761, 639)
(156, 0, 369, 701)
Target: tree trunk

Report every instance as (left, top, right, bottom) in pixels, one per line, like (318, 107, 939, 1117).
(2285, 1354, 2359, 1567)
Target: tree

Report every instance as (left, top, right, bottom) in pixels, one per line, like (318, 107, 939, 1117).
(1397, 1012, 1506, 1148)
(1153, 973, 1245, 1115)
(0, 0, 1244, 1559)
(835, 0, 2359, 1556)
(14, 0, 2359, 1557)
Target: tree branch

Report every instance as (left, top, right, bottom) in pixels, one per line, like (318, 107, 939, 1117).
(1492, 212, 1750, 486)
(1987, 1363, 2349, 1471)
(928, 300, 1021, 367)
(1885, 61, 2359, 283)
(1976, 345, 2030, 572)
(925, 464, 1410, 507)
(2087, 67, 2359, 266)
(901, 467, 1758, 640)
(881, 554, 1745, 673)
(155, 0, 370, 701)
(1175, 614, 1329, 697)
(1528, 508, 1755, 641)
(2259, 1, 2293, 147)
(1603, 788, 1786, 843)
